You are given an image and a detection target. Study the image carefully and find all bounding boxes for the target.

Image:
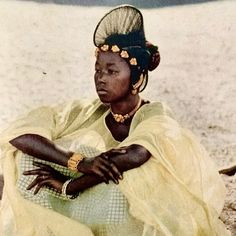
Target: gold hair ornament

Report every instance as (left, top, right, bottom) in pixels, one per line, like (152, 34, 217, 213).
(100, 44, 109, 51)
(133, 73, 145, 90)
(131, 73, 146, 95)
(120, 50, 129, 58)
(68, 153, 84, 171)
(130, 58, 137, 65)
(111, 45, 120, 53)
(95, 45, 138, 67)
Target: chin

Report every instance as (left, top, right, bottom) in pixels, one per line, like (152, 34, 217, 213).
(97, 94, 111, 104)
(101, 101, 110, 107)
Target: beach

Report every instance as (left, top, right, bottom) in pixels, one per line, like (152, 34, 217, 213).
(0, 0, 235, 233)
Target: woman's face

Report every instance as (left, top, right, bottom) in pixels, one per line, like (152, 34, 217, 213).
(94, 51, 131, 103)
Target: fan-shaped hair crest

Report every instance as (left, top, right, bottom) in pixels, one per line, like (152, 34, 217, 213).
(93, 5, 144, 47)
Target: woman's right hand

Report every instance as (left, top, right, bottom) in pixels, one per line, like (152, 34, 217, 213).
(77, 149, 125, 184)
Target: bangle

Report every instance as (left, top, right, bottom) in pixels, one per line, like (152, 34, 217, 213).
(67, 153, 84, 171)
(61, 179, 75, 199)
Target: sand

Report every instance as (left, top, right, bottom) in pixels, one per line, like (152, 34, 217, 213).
(0, 0, 235, 234)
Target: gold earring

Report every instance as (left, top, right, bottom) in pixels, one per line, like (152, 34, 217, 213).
(131, 88, 138, 95)
(131, 73, 145, 95)
(133, 74, 145, 90)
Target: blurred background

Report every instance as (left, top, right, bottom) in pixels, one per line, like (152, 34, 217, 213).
(0, 0, 235, 233)
(15, 0, 219, 7)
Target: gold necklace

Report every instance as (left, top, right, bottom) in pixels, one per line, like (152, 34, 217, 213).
(110, 98, 142, 123)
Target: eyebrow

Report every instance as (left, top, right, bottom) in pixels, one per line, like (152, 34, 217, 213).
(95, 62, 117, 67)
(107, 63, 116, 67)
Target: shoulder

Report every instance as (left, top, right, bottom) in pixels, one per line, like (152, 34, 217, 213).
(54, 98, 108, 126)
(71, 98, 108, 118)
(129, 101, 176, 133)
(137, 101, 174, 120)
(58, 98, 103, 113)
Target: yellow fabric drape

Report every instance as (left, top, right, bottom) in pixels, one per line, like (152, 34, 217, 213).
(0, 99, 102, 236)
(0, 99, 230, 236)
(119, 114, 229, 235)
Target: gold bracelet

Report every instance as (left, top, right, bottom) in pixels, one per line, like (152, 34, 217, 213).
(67, 153, 84, 171)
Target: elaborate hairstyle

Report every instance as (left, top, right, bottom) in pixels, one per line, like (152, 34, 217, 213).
(93, 5, 160, 92)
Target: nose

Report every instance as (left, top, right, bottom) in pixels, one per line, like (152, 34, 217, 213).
(96, 70, 108, 83)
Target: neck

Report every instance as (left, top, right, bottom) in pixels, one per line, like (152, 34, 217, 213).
(110, 95, 140, 115)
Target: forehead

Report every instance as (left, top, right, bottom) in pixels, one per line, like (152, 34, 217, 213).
(96, 51, 127, 66)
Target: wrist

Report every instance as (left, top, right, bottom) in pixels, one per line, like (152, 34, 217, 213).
(61, 179, 78, 198)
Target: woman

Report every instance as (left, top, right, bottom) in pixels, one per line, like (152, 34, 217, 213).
(0, 5, 230, 236)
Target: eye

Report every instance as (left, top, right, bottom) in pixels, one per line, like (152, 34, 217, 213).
(95, 68, 102, 74)
(108, 69, 118, 75)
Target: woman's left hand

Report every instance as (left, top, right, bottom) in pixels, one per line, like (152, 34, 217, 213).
(23, 162, 67, 194)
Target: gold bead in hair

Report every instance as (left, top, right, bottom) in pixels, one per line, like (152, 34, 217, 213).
(130, 58, 137, 66)
(111, 45, 120, 53)
(120, 50, 129, 58)
(100, 44, 109, 51)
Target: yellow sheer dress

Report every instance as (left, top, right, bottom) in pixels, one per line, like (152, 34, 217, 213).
(0, 99, 230, 235)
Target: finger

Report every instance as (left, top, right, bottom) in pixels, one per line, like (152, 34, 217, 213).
(27, 176, 41, 190)
(33, 161, 53, 170)
(23, 169, 51, 176)
(94, 169, 109, 184)
(99, 157, 113, 168)
(100, 153, 109, 160)
(99, 165, 117, 182)
(99, 165, 119, 184)
(27, 175, 50, 190)
(108, 148, 127, 155)
(109, 162, 123, 180)
(99, 158, 122, 179)
(106, 171, 119, 185)
(34, 179, 51, 195)
(101, 148, 127, 160)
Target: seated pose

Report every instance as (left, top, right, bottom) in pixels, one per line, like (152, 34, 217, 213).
(0, 5, 230, 236)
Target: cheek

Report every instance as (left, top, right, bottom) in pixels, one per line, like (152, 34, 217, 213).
(120, 71, 131, 90)
(121, 79, 131, 92)
(113, 77, 130, 96)
(94, 73, 100, 84)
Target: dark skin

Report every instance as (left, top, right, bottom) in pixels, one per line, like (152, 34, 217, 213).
(10, 51, 151, 195)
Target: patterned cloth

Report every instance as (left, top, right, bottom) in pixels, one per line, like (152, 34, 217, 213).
(16, 142, 143, 235)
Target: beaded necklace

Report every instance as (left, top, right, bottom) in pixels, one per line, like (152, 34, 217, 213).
(110, 97, 142, 123)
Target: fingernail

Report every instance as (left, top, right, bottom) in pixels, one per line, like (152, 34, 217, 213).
(119, 175, 123, 180)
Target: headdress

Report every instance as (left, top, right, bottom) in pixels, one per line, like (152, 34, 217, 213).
(93, 5, 160, 92)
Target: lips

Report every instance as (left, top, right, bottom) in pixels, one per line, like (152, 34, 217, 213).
(96, 85, 108, 94)
(97, 89, 108, 95)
